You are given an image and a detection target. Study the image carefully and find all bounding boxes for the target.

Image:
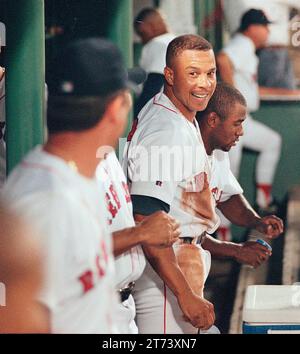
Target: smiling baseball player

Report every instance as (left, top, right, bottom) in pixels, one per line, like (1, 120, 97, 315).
(123, 34, 283, 333)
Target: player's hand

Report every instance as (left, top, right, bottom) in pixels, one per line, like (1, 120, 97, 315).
(254, 215, 284, 239)
(177, 291, 215, 330)
(234, 241, 272, 268)
(139, 211, 181, 247)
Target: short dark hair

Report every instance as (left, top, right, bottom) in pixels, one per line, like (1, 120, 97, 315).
(166, 35, 212, 67)
(134, 8, 159, 33)
(47, 91, 121, 133)
(196, 82, 247, 121)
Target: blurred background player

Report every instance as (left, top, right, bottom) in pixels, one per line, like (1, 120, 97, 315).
(217, 9, 282, 240)
(0, 201, 48, 333)
(222, 0, 300, 89)
(134, 7, 175, 115)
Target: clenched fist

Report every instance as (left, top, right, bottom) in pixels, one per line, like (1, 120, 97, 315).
(234, 240, 272, 268)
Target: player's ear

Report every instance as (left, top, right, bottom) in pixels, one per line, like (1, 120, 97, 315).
(104, 91, 132, 124)
(164, 66, 174, 86)
(207, 112, 220, 128)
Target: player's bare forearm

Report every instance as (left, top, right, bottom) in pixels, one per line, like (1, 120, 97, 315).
(112, 227, 143, 257)
(202, 235, 272, 267)
(143, 244, 195, 297)
(142, 244, 216, 329)
(217, 195, 284, 238)
(136, 211, 212, 302)
(113, 211, 180, 257)
(217, 194, 260, 228)
(202, 234, 240, 259)
(134, 214, 190, 297)
(216, 52, 235, 86)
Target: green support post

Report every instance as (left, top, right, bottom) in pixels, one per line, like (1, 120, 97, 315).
(6, 0, 45, 173)
(194, 0, 200, 35)
(106, 0, 133, 138)
(214, 0, 223, 52)
(106, 0, 133, 68)
(195, 0, 206, 37)
(205, 0, 216, 47)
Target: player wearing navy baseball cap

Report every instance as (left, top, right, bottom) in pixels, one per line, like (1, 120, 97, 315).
(3, 37, 179, 334)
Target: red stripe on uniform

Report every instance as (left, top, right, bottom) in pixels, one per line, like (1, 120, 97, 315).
(163, 283, 167, 334)
(153, 95, 178, 114)
(127, 119, 138, 142)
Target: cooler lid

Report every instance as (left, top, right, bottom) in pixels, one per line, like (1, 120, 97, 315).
(243, 285, 300, 323)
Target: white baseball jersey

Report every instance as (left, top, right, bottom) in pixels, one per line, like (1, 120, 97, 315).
(97, 151, 145, 289)
(0, 69, 5, 187)
(139, 33, 176, 74)
(2, 146, 118, 334)
(96, 151, 146, 333)
(223, 33, 259, 112)
(223, 0, 300, 46)
(124, 92, 243, 333)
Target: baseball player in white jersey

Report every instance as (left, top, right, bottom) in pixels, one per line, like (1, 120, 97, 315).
(97, 151, 145, 334)
(123, 35, 283, 334)
(1, 38, 155, 333)
(134, 8, 176, 115)
(96, 150, 180, 333)
(3, 145, 118, 333)
(223, 0, 300, 89)
(217, 9, 282, 240)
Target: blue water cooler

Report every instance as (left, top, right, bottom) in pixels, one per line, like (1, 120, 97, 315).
(243, 285, 300, 334)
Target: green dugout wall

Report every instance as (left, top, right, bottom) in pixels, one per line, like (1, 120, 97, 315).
(5, 0, 45, 173)
(3, 0, 134, 172)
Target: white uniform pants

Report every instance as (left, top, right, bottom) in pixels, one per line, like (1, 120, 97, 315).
(115, 295, 138, 334)
(133, 246, 211, 334)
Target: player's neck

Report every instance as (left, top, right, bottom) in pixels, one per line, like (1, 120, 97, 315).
(199, 122, 214, 155)
(44, 132, 101, 179)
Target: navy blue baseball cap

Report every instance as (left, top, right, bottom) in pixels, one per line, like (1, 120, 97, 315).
(239, 9, 272, 31)
(48, 37, 146, 96)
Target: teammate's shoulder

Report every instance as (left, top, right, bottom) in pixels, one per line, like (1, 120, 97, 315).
(138, 93, 181, 125)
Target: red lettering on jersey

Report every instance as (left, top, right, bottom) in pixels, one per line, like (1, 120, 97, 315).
(106, 192, 118, 218)
(127, 119, 138, 142)
(109, 184, 121, 209)
(122, 181, 131, 203)
(100, 239, 109, 264)
(211, 187, 223, 204)
(96, 255, 105, 278)
(78, 270, 94, 293)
